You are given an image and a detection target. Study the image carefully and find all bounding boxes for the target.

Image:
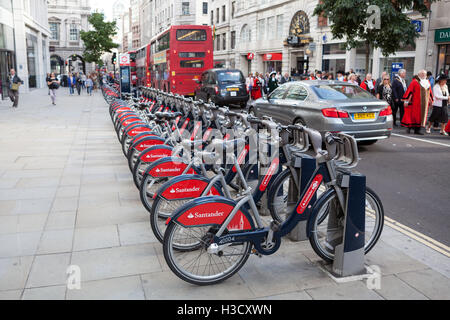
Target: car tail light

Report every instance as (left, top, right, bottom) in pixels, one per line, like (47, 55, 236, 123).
(380, 106, 392, 116)
(246, 84, 249, 93)
(215, 86, 219, 94)
(321, 108, 349, 118)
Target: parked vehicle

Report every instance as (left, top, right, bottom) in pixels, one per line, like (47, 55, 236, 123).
(249, 80, 393, 144)
(194, 69, 249, 108)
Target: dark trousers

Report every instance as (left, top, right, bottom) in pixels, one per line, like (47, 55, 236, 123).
(76, 85, 81, 95)
(392, 101, 405, 125)
(8, 89, 19, 107)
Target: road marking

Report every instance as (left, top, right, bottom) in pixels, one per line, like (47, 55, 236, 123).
(368, 212, 450, 258)
(392, 133, 450, 148)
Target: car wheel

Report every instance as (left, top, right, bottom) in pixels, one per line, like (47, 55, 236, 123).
(358, 140, 378, 146)
(294, 118, 306, 126)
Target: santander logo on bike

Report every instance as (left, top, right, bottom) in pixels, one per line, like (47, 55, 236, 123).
(187, 211, 225, 219)
(169, 186, 201, 194)
(259, 158, 280, 191)
(297, 174, 323, 214)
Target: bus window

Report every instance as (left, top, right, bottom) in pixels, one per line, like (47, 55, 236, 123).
(179, 52, 206, 58)
(176, 29, 207, 41)
(157, 33, 170, 52)
(180, 60, 204, 68)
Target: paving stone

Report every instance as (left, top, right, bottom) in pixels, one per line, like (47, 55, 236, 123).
(118, 221, 158, 246)
(37, 229, 74, 254)
(374, 275, 428, 300)
(0, 256, 34, 290)
(73, 225, 119, 251)
(0, 232, 42, 258)
(75, 206, 147, 228)
(257, 290, 312, 300)
(66, 276, 145, 300)
(141, 271, 255, 300)
(45, 213, 77, 231)
(51, 197, 79, 213)
(396, 269, 450, 300)
(0, 187, 57, 201)
(70, 244, 162, 282)
(305, 281, 384, 300)
(59, 175, 81, 186)
(14, 214, 48, 233)
(26, 253, 71, 288)
(13, 198, 53, 215)
(365, 239, 429, 275)
(0, 178, 19, 189)
(0, 200, 16, 215)
(22, 285, 66, 300)
(16, 177, 61, 189)
(55, 186, 80, 199)
(0, 289, 22, 300)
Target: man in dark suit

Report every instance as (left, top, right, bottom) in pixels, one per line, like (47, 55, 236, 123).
(6, 69, 24, 108)
(391, 69, 408, 126)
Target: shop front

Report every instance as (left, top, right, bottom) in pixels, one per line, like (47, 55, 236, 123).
(435, 28, 450, 76)
(0, 23, 16, 100)
(263, 53, 282, 74)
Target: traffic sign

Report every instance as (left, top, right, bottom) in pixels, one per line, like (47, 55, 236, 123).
(119, 53, 130, 67)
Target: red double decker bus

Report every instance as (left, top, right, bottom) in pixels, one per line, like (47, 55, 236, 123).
(136, 44, 151, 87)
(128, 50, 137, 86)
(148, 25, 213, 96)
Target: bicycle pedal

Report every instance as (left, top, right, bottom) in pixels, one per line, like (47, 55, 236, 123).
(252, 248, 262, 258)
(269, 220, 281, 232)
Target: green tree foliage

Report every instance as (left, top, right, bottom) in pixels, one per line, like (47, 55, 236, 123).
(80, 12, 119, 65)
(313, 0, 436, 73)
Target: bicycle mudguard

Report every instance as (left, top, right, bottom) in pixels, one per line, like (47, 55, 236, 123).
(124, 125, 153, 138)
(129, 132, 160, 147)
(130, 136, 166, 153)
(169, 196, 255, 231)
(139, 145, 174, 162)
(119, 117, 142, 128)
(158, 175, 223, 201)
(144, 157, 199, 178)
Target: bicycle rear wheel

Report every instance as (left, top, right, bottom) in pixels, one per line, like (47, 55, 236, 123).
(309, 187, 384, 263)
(163, 222, 252, 286)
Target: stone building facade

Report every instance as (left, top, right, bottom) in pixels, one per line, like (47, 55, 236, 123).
(48, 0, 93, 75)
(0, 0, 51, 95)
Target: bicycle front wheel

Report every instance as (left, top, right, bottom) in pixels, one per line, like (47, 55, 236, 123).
(309, 187, 384, 263)
(163, 222, 252, 286)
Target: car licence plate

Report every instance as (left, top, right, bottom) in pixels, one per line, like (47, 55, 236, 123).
(230, 92, 237, 96)
(353, 112, 375, 120)
(227, 87, 239, 91)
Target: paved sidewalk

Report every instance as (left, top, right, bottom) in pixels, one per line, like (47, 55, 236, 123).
(0, 88, 449, 300)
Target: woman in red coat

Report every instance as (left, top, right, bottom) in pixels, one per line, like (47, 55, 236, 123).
(251, 73, 262, 100)
(401, 70, 433, 135)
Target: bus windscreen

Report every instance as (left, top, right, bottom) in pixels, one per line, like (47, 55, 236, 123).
(176, 29, 207, 41)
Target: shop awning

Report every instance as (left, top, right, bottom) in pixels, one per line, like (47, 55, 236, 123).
(263, 53, 282, 61)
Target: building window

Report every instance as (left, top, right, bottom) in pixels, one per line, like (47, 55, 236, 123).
(203, 2, 208, 15)
(69, 24, 78, 41)
(222, 5, 226, 22)
(49, 22, 59, 40)
(222, 33, 226, 50)
(216, 34, 221, 51)
(241, 24, 251, 42)
(216, 8, 219, 23)
(231, 1, 236, 18)
(276, 15, 284, 39)
(267, 16, 275, 40)
(231, 31, 236, 49)
(182, 2, 190, 15)
(258, 19, 265, 40)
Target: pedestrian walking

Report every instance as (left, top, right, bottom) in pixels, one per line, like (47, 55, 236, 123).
(68, 73, 76, 95)
(392, 69, 408, 127)
(251, 73, 262, 100)
(280, 73, 291, 84)
(401, 70, 433, 135)
(425, 74, 448, 135)
(268, 72, 278, 94)
(6, 69, 23, 108)
(86, 75, 94, 96)
(376, 75, 393, 107)
(348, 73, 359, 85)
(376, 71, 388, 93)
(75, 73, 82, 95)
(47, 72, 60, 105)
(360, 73, 377, 96)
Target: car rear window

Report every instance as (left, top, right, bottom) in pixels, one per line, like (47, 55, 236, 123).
(312, 85, 374, 100)
(217, 71, 245, 83)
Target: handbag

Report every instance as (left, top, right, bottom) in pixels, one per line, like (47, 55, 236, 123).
(11, 83, 20, 91)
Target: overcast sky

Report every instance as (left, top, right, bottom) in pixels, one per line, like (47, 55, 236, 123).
(90, 0, 114, 21)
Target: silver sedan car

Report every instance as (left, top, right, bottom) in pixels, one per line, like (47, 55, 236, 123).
(250, 80, 393, 144)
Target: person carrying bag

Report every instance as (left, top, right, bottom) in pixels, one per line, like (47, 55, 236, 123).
(7, 69, 23, 108)
(47, 73, 60, 105)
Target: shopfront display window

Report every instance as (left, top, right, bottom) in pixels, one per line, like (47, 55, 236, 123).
(437, 44, 450, 77)
(26, 33, 38, 88)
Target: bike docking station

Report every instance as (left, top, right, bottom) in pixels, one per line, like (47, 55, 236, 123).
(290, 132, 376, 283)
